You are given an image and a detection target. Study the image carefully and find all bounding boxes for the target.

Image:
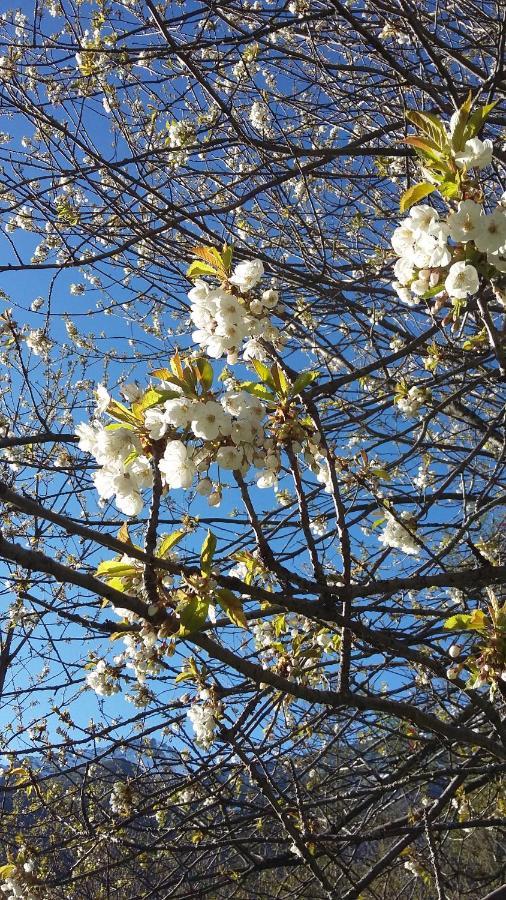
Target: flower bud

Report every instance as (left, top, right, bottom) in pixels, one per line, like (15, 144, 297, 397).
(196, 477, 212, 496)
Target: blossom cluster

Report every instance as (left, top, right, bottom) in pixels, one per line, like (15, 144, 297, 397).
(75, 250, 332, 520)
(378, 511, 420, 556)
(189, 259, 281, 364)
(76, 415, 152, 517)
(252, 613, 339, 688)
(391, 143, 504, 308)
(0, 860, 37, 900)
(187, 688, 222, 748)
(85, 658, 121, 696)
(110, 781, 134, 817)
(396, 385, 431, 419)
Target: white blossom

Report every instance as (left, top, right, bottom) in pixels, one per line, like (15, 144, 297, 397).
(447, 199, 483, 243)
(95, 383, 110, 414)
(454, 137, 493, 170)
(190, 400, 232, 441)
(229, 258, 265, 292)
(25, 328, 52, 358)
(250, 100, 270, 132)
(187, 693, 220, 748)
(473, 207, 506, 253)
(444, 261, 479, 299)
(86, 659, 120, 696)
(159, 440, 196, 489)
(378, 511, 420, 556)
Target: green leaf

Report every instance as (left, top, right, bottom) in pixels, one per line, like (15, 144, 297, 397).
(444, 609, 488, 633)
(104, 577, 127, 594)
(182, 366, 198, 392)
(194, 245, 224, 269)
(105, 422, 135, 431)
(420, 282, 445, 300)
(221, 243, 233, 275)
(177, 595, 209, 636)
(290, 370, 319, 396)
(371, 516, 386, 530)
(186, 260, 217, 280)
(154, 372, 189, 392)
(118, 522, 132, 545)
(193, 357, 213, 391)
(239, 381, 276, 402)
(216, 588, 247, 628)
(151, 367, 172, 380)
(107, 399, 139, 427)
(200, 529, 217, 574)
(0, 865, 16, 879)
(175, 670, 195, 683)
(370, 467, 390, 481)
(399, 182, 436, 213)
(438, 180, 460, 199)
(158, 530, 186, 558)
(405, 110, 449, 151)
(170, 351, 184, 380)
(251, 359, 272, 384)
(464, 100, 499, 141)
(404, 136, 447, 165)
(273, 614, 286, 637)
(132, 387, 180, 418)
(123, 448, 139, 468)
(462, 328, 488, 351)
(270, 362, 289, 397)
(450, 91, 473, 152)
(96, 559, 137, 578)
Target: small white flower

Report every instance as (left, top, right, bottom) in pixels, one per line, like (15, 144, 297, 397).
(447, 199, 483, 243)
(164, 398, 192, 428)
(392, 281, 417, 306)
(261, 288, 279, 308)
(196, 477, 213, 496)
(159, 440, 196, 489)
(144, 406, 169, 440)
(229, 259, 264, 292)
(25, 328, 52, 358)
(378, 511, 420, 556)
(191, 401, 232, 441)
(409, 204, 439, 234)
(393, 257, 415, 286)
(473, 207, 506, 254)
(391, 223, 415, 256)
(454, 137, 493, 170)
(444, 261, 479, 299)
(95, 383, 110, 415)
(250, 100, 270, 132)
(216, 445, 243, 470)
(115, 488, 143, 517)
(75, 421, 101, 455)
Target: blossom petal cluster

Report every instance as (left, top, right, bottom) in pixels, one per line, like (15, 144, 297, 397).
(188, 261, 280, 364)
(378, 511, 420, 556)
(76, 418, 152, 516)
(187, 688, 221, 748)
(391, 183, 506, 307)
(0, 860, 37, 900)
(85, 658, 121, 696)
